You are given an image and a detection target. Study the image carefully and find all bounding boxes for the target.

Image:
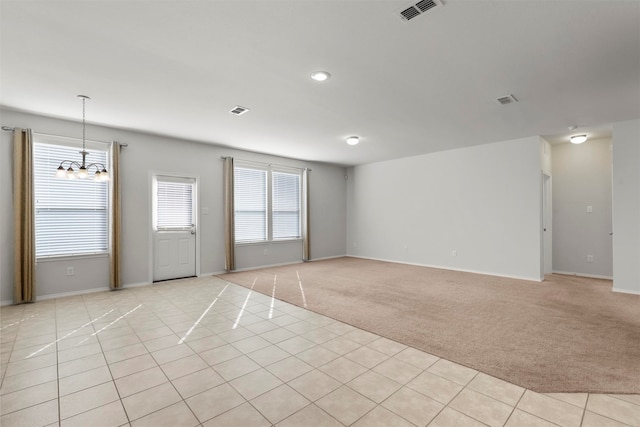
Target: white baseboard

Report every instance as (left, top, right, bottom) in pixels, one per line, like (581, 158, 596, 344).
(229, 260, 304, 273)
(122, 281, 151, 289)
(347, 255, 543, 282)
(552, 271, 613, 281)
(308, 254, 348, 262)
(612, 287, 640, 295)
(36, 286, 110, 301)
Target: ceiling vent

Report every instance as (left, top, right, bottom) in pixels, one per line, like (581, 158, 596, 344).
(496, 95, 518, 105)
(398, 0, 440, 22)
(230, 106, 250, 115)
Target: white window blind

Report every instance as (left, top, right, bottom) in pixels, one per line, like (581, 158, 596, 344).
(272, 171, 301, 240)
(34, 142, 109, 257)
(233, 163, 301, 243)
(234, 167, 267, 242)
(155, 177, 194, 230)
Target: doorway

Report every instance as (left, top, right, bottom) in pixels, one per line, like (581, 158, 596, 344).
(152, 175, 197, 282)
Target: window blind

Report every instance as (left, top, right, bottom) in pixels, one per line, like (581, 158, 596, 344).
(34, 142, 109, 257)
(272, 171, 301, 240)
(234, 167, 267, 242)
(155, 178, 194, 230)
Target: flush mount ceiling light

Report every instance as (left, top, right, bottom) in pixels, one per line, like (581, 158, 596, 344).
(311, 71, 331, 82)
(346, 136, 359, 146)
(55, 95, 109, 181)
(570, 134, 588, 144)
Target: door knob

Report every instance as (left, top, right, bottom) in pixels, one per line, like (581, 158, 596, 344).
(190, 230, 195, 235)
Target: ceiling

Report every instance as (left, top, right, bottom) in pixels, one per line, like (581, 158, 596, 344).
(1, 0, 639, 166)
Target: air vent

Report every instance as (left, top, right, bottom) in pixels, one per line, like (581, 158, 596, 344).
(400, 6, 421, 21)
(397, 0, 440, 22)
(230, 106, 249, 115)
(496, 95, 518, 105)
(416, 0, 437, 12)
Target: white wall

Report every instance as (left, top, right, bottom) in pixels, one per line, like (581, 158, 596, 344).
(347, 136, 543, 281)
(612, 119, 640, 294)
(551, 138, 613, 278)
(1, 108, 347, 303)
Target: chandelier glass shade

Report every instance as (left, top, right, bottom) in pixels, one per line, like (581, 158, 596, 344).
(55, 95, 109, 181)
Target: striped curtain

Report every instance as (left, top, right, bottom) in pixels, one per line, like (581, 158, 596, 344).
(110, 141, 122, 289)
(13, 128, 36, 303)
(224, 157, 235, 271)
(302, 168, 310, 261)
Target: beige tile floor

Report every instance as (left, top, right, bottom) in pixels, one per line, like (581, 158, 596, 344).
(1, 276, 638, 427)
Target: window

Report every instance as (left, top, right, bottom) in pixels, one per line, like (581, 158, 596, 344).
(272, 171, 300, 239)
(234, 166, 268, 242)
(234, 163, 301, 243)
(34, 141, 109, 257)
(154, 176, 195, 230)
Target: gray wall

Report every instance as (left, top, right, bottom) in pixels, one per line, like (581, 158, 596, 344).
(552, 138, 613, 278)
(1, 108, 347, 303)
(347, 136, 544, 281)
(612, 119, 640, 294)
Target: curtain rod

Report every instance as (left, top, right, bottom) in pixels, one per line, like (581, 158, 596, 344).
(220, 156, 311, 172)
(2, 126, 128, 147)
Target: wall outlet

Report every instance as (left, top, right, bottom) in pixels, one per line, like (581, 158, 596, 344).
(263, 248, 268, 256)
(67, 267, 74, 276)
(451, 250, 457, 257)
(587, 255, 594, 263)
(587, 206, 593, 213)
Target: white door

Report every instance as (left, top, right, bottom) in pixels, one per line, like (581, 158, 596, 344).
(153, 175, 196, 282)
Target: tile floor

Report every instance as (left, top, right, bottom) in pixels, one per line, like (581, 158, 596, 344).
(1, 276, 639, 427)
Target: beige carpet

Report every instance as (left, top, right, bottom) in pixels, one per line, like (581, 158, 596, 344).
(218, 257, 640, 393)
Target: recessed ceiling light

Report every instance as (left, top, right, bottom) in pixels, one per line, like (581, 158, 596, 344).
(570, 135, 587, 144)
(346, 136, 359, 145)
(311, 71, 331, 82)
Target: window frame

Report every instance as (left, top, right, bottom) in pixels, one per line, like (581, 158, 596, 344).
(33, 135, 111, 260)
(152, 175, 196, 232)
(233, 161, 302, 245)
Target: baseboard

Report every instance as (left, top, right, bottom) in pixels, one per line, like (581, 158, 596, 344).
(612, 287, 640, 295)
(347, 255, 543, 282)
(308, 254, 348, 262)
(36, 286, 111, 301)
(198, 271, 221, 277)
(552, 271, 613, 281)
(122, 281, 151, 289)
(229, 260, 305, 273)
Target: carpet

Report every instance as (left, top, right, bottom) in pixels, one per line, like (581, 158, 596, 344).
(217, 257, 640, 393)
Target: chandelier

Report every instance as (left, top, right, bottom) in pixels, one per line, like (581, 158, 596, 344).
(55, 95, 109, 181)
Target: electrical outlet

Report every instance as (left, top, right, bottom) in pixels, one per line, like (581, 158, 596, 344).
(67, 267, 74, 276)
(587, 255, 594, 263)
(587, 206, 593, 213)
(263, 248, 268, 256)
(451, 250, 457, 257)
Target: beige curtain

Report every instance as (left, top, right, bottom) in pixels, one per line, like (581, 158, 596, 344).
(302, 168, 310, 261)
(13, 128, 36, 303)
(223, 157, 235, 271)
(110, 142, 122, 289)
